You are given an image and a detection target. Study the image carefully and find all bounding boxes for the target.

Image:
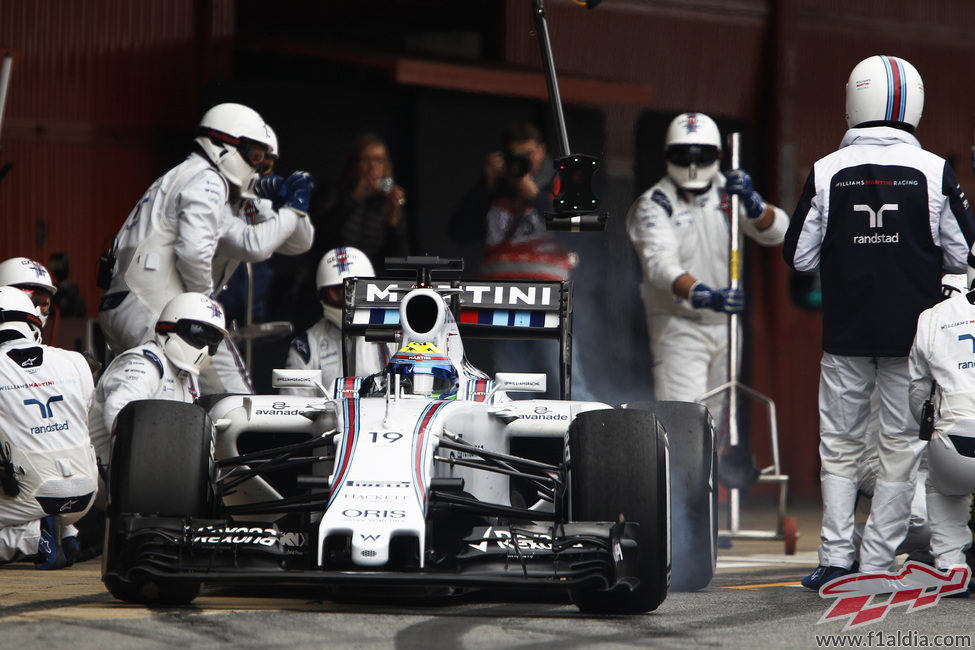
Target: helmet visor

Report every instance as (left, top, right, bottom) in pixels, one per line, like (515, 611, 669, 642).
(20, 288, 52, 319)
(388, 360, 457, 398)
(174, 320, 225, 355)
(238, 139, 271, 170)
(666, 144, 720, 167)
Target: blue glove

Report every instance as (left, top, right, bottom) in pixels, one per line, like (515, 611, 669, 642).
(690, 282, 744, 314)
(724, 169, 767, 221)
(283, 171, 314, 216)
(254, 174, 286, 205)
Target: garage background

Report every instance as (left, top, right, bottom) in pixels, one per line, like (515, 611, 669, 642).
(3, 0, 975, 500)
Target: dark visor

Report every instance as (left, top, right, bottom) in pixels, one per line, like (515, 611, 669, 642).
(666, 144, 720, 167)
(158, 320, 224, 355)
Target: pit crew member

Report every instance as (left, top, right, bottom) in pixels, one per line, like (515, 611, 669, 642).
(282, 246, 392, 397)
(908, 286, 975, 575)
(626, 111, 788, 411)
(98, 103, 312, 396)
(784, 55, 975, 588)
(0, 287, 97, 570)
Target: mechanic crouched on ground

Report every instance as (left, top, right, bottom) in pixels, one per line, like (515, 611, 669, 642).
(0, 287, 98, 570)
(77, 293, 227, 559)
(908, 281, 975, 577)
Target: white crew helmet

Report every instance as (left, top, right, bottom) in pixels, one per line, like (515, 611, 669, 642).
(845, 55, 924, 129)
(316, 247, 375, 326)
(0, 257, 58, 327)
(664, 112, 723, 191)
(154, 292, 228, 376)
(0, 286, 43, 343)
(195, 103, 276, 199)
(942, 273, 969, 300)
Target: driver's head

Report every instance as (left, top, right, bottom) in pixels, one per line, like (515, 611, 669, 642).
(387, 342, 458, 399)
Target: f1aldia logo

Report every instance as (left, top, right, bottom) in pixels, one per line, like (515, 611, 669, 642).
(817, 561, 970, 629)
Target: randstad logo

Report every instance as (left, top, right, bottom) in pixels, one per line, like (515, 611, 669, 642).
(852, 203, 900, 244)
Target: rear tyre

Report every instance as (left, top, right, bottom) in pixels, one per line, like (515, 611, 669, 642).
(628, 401, 717, 592)
(103, 400, 214, 605)
(568, 409, 669, 614)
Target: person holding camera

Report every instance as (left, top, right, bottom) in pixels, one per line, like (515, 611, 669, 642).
(329, 133, 410, 274)
(450, 122, 572, 282)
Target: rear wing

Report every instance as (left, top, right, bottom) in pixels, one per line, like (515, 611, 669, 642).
(342, 273, 574, 399)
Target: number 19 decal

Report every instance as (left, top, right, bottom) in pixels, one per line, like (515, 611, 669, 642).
(368, 431, 403, 444)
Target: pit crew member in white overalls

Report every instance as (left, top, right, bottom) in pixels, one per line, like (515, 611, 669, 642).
(784, 55, 975, 588)
(282, 247, 393, 397)
(98, 103, 312, 396)
(909, 286, 975, 575)
(89, 292, 227, 472)
(0, 257, 58, 334)
(0, 287, 97, 570)
(626, 112, 788, 412)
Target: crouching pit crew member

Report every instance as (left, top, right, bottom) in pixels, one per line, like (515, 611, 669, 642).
(0, 287, 97, 570)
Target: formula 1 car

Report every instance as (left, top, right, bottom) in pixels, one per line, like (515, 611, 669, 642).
(102, 257, 715, 614)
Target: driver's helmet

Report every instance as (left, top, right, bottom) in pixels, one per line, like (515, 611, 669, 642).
(387, 342, 459, 398)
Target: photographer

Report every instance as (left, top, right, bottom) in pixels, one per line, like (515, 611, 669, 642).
(449, 122, 574, 398)
(449, 122, 570, 281)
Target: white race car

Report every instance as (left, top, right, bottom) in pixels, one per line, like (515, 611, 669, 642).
(102, 257, 715, 614)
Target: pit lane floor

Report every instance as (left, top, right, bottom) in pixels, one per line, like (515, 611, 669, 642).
(1, 500, 972, 650)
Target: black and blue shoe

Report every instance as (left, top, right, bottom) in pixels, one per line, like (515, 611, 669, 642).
(34, 516, 66, 571)
(801, 565, 851, 590)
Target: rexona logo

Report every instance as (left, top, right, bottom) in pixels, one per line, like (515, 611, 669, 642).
(468, 526, 583, 553)
(192, 525, 279, 547)
(817, 561, 970, 630)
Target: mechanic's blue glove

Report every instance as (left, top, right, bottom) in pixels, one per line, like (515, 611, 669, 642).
(724, 169, 767, 221)
(283, 171, 314, 216)
(690, 282, 744, 314)
(254, 173, 286, 205)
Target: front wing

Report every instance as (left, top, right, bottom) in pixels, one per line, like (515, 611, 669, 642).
(104, 516, 641, 592)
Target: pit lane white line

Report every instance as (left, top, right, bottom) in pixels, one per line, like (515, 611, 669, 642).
(717, 551, 818, 569)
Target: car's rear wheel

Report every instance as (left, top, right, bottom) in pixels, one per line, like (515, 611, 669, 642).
(103, 399, 214, 605)
(631, 401, 717, 592)
(568, 408, 669, 614)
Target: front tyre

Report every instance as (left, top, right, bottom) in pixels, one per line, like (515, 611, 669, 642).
(568, 409, 669, 614)
(103, 400, 215, 605)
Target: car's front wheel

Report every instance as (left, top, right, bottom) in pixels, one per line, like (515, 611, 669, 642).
(567, 408, 669, 614)
(103, 399, 214, 605)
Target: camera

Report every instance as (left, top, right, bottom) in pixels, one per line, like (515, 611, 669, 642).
(504, 151, 532, 179)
